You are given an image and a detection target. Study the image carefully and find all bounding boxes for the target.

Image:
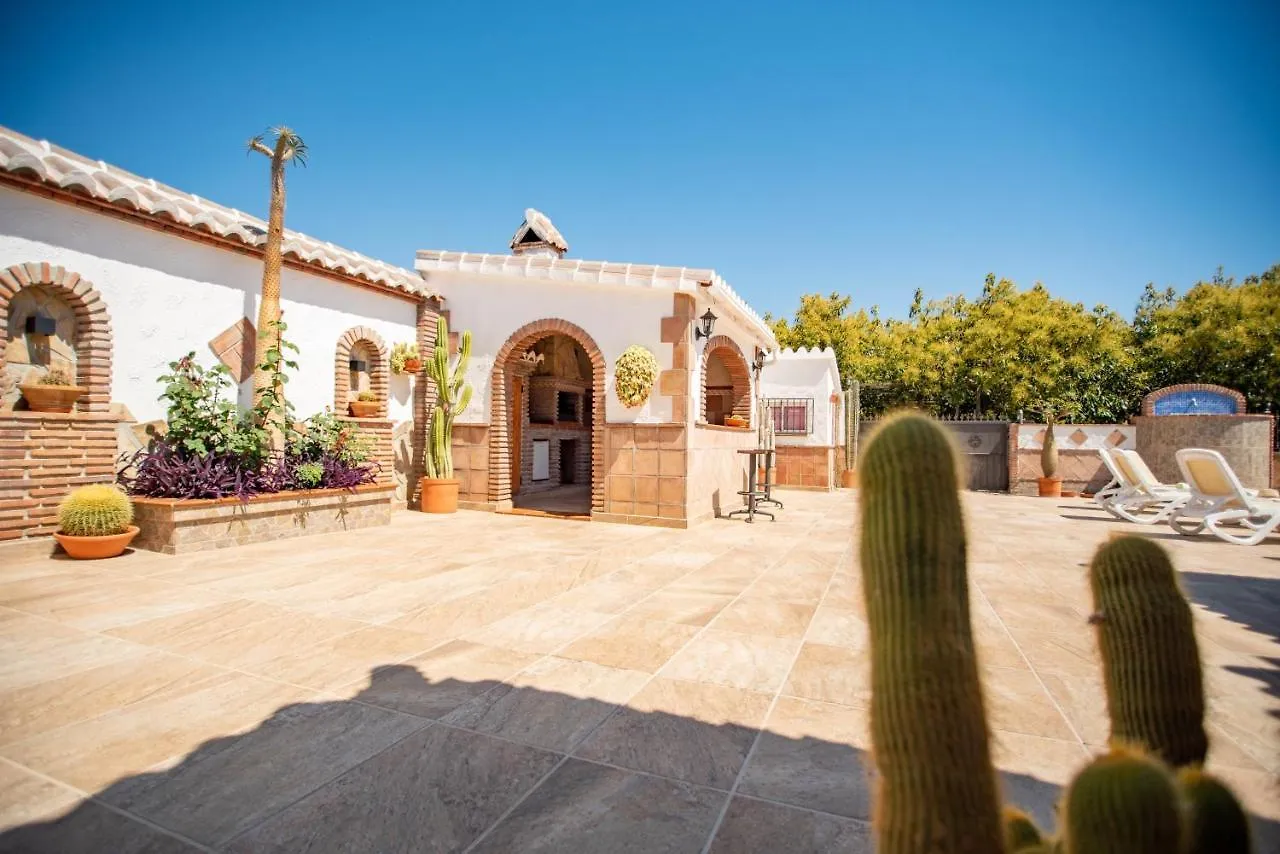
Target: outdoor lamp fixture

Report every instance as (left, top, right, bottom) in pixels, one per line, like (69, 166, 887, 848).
(694, 309, 717, 341)
(348, 359, 368, 373)
(25, 314, 56, 336)
(752, 348, 766, 373)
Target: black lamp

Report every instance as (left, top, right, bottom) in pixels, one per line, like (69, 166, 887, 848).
(349, 359, 368, 373)
(752, 348, 766, 372)
(25, 314, 56, 336)
(694, 309, 717, 341)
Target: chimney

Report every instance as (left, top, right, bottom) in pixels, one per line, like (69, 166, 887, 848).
(510, 208, 568, 258)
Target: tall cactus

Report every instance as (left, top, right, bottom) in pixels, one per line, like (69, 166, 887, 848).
(1178, 767, 1253, 854)
(1089, 535, 1207, 767)
(859, 412, 1003, 854)
(423, 315, 473, 480)
(844, 381, 860, 472)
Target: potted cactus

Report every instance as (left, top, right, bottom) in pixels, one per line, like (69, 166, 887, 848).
(420, 315, 472, 513)
(20, 368, 87, 413)
(841, 382, 860, 488)
(391, 342, 421, 375)
(54, 484, 139, 559)
(348, 390, 379, 418)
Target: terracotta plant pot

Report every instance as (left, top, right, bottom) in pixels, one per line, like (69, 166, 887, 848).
(20, 384, 87, 413)
(348, 400, 379, 418)
(1037, 476, 1062, 498)
(419, 477, 460, 513)
(840, 469, 857, 488)
(1061, 490, 1080, 498)
(54, 525, 139, 559)
(724, 416, 748, 428)
(402, 358, 421, 373)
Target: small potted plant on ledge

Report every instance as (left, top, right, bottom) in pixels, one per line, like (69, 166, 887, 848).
(54, 484, 139, 559)
(725, 415, 749, 428)
(420, 315, 472, 513)
(391, 342, 421, 375)
(349, 390, 379, 418)
(20, 368, 86, 413)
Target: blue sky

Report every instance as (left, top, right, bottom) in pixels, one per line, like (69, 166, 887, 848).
(2, 1, 1276, 320)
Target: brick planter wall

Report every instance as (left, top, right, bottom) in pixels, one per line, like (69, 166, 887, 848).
(0, 411, 118, 541)
(772, 445, 835, 490)
(335, 416, 394, 487)
(131, 483, 394, 555)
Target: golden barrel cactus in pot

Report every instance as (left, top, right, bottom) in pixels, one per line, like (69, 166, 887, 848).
(54, 484, 139, 559)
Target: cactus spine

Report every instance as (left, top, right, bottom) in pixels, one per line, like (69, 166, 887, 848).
(858, 412, 1003, 854)
(58, 484, 133, 536)
(1178, 767, 1252, 854)
(1089, 535, 1207, 767)
(1061, 747, 1184, 854)
(423, 315, 473, 480)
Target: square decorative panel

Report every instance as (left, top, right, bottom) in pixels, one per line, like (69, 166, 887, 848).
(208, 317, 257, 383)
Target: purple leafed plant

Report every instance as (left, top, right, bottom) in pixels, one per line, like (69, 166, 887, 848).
(118, 439, 265, 500)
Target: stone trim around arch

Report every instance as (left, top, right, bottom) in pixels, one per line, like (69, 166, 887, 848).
(699, 334, 752, 426)
(0, 262, 113, 413)
(334, 326, 389, 418)
(1141, 383, 1246, 416)
(489, 318, 607, 514)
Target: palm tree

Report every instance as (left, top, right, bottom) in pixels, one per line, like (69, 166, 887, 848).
(247, 127, 307, 402)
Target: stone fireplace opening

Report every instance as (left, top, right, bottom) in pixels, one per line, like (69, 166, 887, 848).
(510, 333, 593, 516)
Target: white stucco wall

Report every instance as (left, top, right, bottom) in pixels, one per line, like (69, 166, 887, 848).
(427, 272, 677, 424)
(0, 187, 420, 424)
(761, 352, 842, 446)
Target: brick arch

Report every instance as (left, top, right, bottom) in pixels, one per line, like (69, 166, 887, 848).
(700, 334, 751, 425)
(334, 325, 389, 417)
(489, 318, 606, 514)
(0, 262, 113, 412)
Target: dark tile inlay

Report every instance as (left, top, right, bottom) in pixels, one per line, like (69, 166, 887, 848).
(223, 725, 560, 853)
(738, 733, 874, 819)
(708, 796, 873, 853)
(470, 758, 727, 854)
(0, 799, 202, 854)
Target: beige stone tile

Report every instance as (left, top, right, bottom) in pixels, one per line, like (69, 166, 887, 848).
(1036, 669, 1109, 745)
(248, 626, 441, 691)
(669, 565, 761, 596)
(559, 615, 699, 673)
(0, 759, 82, 831)
(468, 758, 726, 854)
(385, 586, 531, 640)
(748, 567, 831, 604)
(0, 618, 145, 692)
(783, 643, 870, 708)
(353, 640, 540, 719)
(661, 629, 800, 693)
(3, 672, 315, 792)
(0, 647, 223, 746)
(576, 677, 772, 789)
(805, 606, 867, 648)
(444, 657, 649, 752)
(465, 604, 612, 655)
(4, 576, 225, 633)
(606, 559, 696, 588)
(628, 590, 734, 627)
(1008, 629, 1099, 676)
(983, 666, 1076, 740)
(550, 580, 653, 614)
(712, 597, 817, 639)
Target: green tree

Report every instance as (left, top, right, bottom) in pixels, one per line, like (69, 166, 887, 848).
(1134, 264, 1280, 410)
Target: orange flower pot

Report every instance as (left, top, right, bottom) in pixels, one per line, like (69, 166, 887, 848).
(348, 400, 380, 418)
(20, 384, 86, 413)
(1037, 477, 1062, 498)
(419, 478, 460, 513)
(840, 469, 857, 488)
(54, 525, 139, 559)
(402, 358, 421, 373)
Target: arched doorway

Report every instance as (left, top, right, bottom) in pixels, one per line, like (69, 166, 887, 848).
(489, 319, 606, 516)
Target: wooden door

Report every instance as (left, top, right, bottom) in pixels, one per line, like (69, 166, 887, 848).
(511, 376, 524, 493)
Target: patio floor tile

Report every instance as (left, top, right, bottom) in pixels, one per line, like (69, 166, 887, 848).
(559, 615, 700, 673)
(352, 640, 540, 719)
(707, 796, 873, 854)
(783, 642, 870, 707)
(470, 758, 726, 854)
(711, 596, 818, 639)
(658, 628, 800, 693)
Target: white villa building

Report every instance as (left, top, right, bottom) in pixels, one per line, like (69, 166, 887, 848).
(760, 347, 845, 490)
(0, 125, 816, 536)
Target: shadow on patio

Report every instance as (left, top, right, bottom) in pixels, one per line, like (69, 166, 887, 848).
(0, 664, 1109, 854)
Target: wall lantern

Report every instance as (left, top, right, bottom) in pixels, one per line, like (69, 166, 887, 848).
(25, 314, 56, 336)
(752, 348, 766, 373)
(694, 309, 717, 341)
(349, 359, 368, 373)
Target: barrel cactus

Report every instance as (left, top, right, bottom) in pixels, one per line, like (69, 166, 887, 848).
(58, 484, 133, 536)
(423, 315, 472, 480)
(1089, 535, 1207, 767)
(1060, 747, 1184, 854)
(858, 411, 1004, 854)
(1178, 767, 1252, 854)
(1002, 806, 1046, 852)
(614, 345, 658, 407)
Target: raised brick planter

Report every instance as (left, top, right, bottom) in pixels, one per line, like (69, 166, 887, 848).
(131, 483, 394, 555)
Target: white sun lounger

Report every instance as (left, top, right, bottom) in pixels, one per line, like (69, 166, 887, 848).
(1171, 449, 1280, 546)
(1094, 448, 1189, 524)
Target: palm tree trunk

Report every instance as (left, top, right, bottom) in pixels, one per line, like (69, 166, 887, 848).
(254, 150, 286, 401)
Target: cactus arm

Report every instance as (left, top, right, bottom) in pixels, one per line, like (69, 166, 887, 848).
(421, 316, 473, 481)
(1061, 748, 1183, 854)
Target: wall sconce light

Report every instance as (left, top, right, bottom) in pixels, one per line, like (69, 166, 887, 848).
(349, 359, 368, 373)
(694, 309, 717, 341)
(25, 314, 56, 336)
(752, 348, 766, 373)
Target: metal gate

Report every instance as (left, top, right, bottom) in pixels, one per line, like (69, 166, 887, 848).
(858, 419, 1009, 491)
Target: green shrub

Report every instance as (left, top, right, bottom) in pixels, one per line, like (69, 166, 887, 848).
(59, 485, 133, 536)
(391, 342, 419, 374)
(294, 461, 325, 489)
(289, 410, 372, 465)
